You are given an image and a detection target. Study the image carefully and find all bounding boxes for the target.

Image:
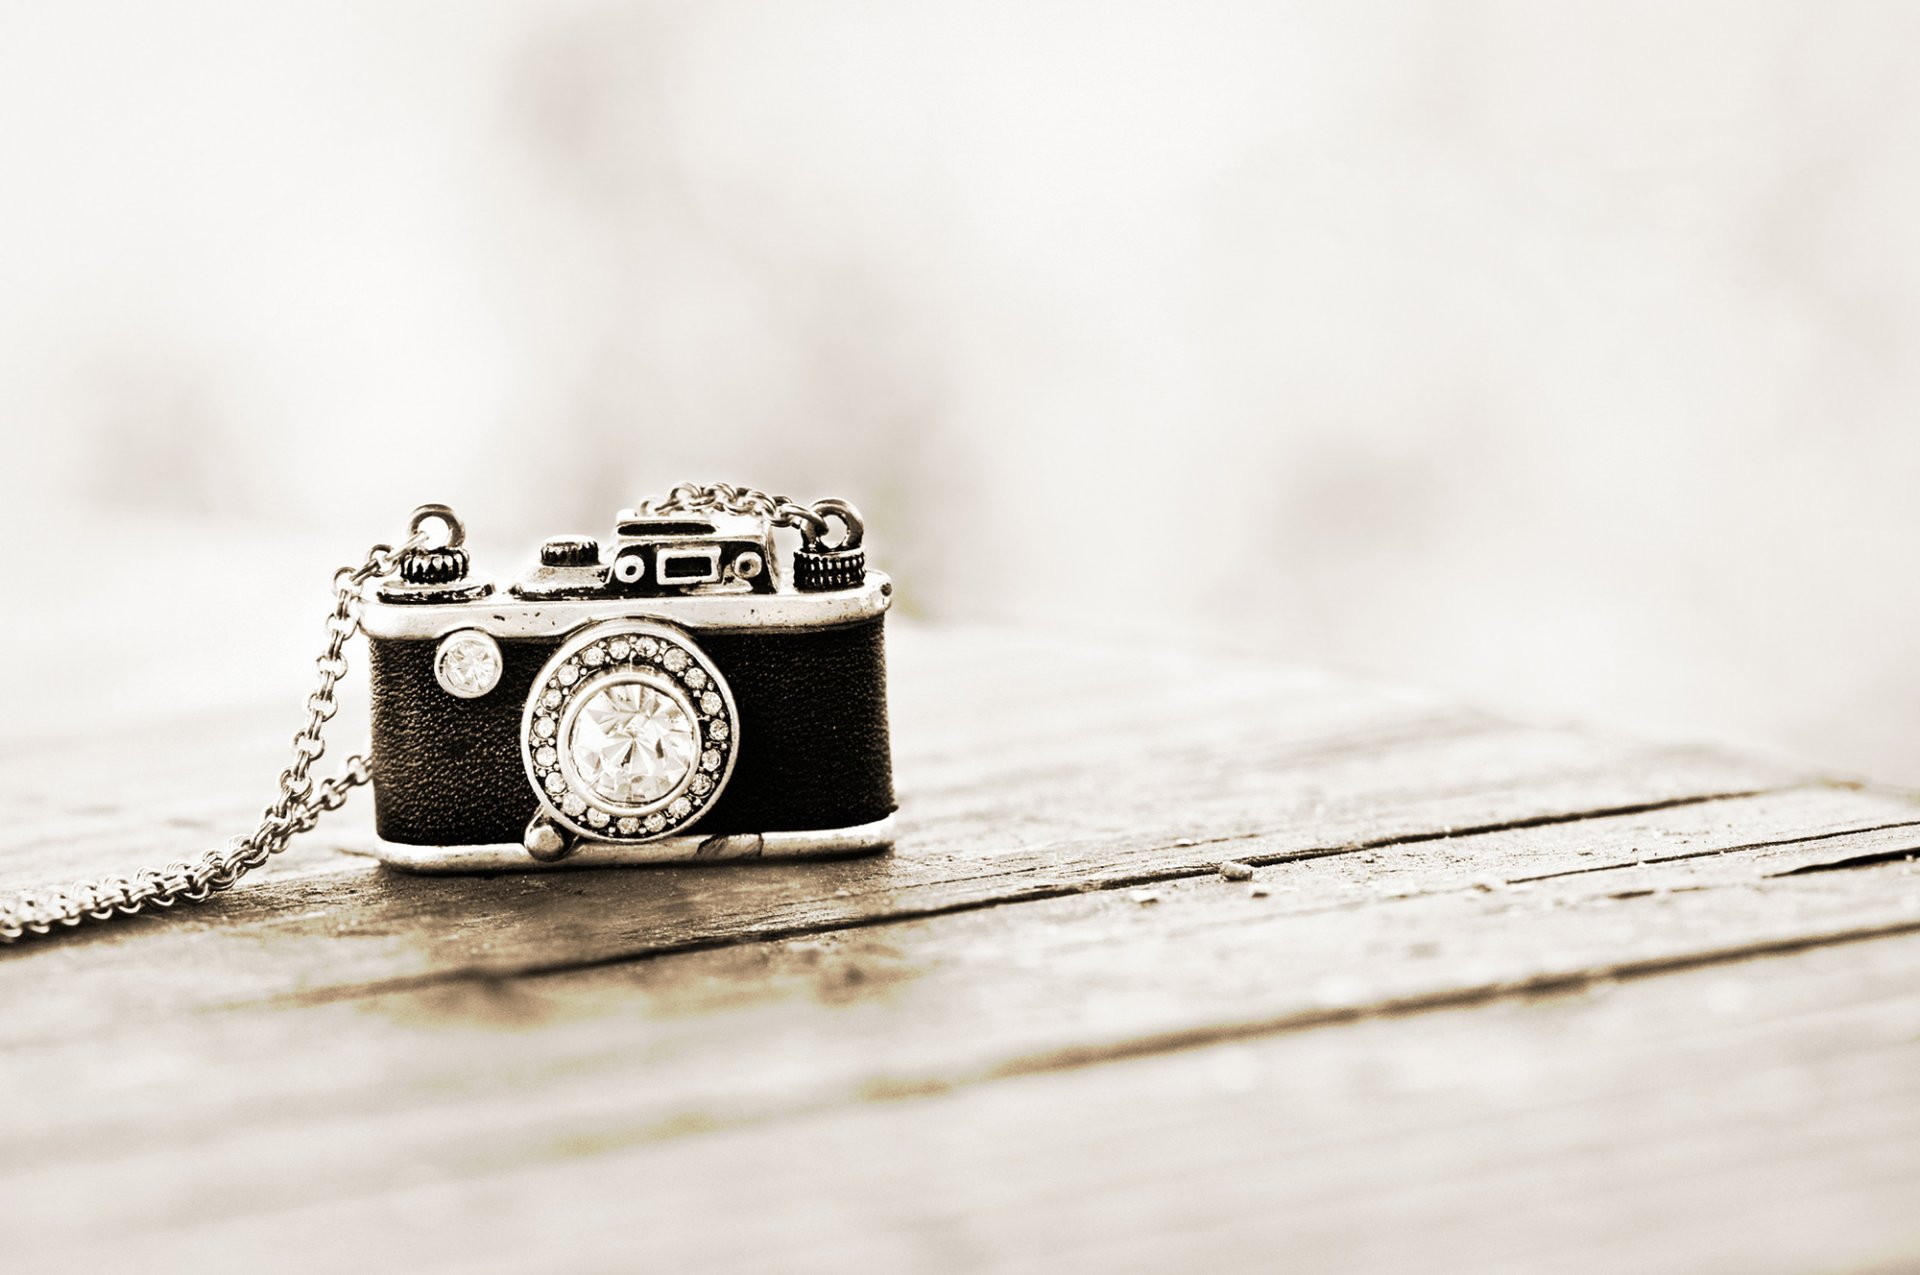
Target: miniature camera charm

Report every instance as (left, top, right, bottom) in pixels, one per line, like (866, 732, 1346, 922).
(360, 494, 895, 870)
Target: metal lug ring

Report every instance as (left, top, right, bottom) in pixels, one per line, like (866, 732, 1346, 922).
(407, 503, 466, 549)
(807, 499, 865, 551)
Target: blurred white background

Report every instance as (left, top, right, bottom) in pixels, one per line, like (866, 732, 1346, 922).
(3, 1, 1919, 779)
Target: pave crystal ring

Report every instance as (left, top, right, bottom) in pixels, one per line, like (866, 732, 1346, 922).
(519, 618, 740, 848)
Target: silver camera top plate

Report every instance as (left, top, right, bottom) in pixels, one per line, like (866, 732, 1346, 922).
(360, 571, 892, 639)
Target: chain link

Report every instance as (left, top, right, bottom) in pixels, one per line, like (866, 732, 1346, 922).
(0, 535, 420, 944)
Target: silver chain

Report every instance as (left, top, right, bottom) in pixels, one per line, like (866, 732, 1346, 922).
(644, 482, 862, 549)
(643, 482, 829, 539)
(0, 534, 421, 944)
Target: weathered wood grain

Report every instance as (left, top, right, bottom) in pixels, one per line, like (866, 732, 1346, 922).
(0, 631, 1799, 1036)
(2, 788, 1916, 1249)
(18, 882, 1920, 1275)
(1, 625, 1912, 1273)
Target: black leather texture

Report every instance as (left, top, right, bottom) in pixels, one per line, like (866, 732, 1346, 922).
(369, 616, 894, 846)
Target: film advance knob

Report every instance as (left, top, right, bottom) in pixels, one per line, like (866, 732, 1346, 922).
(540, 536, 601, 568)
(398, 544, 472, 585)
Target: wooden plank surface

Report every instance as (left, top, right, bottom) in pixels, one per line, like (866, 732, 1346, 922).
(2, 624, 1916, 1273)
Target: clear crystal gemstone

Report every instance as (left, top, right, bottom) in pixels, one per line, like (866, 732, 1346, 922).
(562, 793, 586, 816)
(566, 680, 697, 805)
(535, 717, 555, 738)
(536, 746, 557, 768)
(691, 774, 713, 796)
(663, 648, 689, 672)
(638, 637, 659, 656)
(668, 797, 691, 819)
(543, 690, 561, 709)
(583, 647, 606, 667)
(608, 640, 629, 659)
(617, 817, 639, 834)
(435, 633, 501, 698)
(543, 772, 566, 795)
(558, 664, 580, 686)
(699, 692, 722, 715)
(700, 749, 721, 772)
(586, 808, 609, 828)
(684, 668, 707, 689)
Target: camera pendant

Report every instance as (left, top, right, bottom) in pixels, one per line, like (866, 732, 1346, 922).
(519, 619, 740, 860)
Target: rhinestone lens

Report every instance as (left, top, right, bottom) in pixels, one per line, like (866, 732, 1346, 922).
(567, 680, 698, 805)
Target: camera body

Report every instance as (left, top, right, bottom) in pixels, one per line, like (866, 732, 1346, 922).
(359, 501, 894, 870)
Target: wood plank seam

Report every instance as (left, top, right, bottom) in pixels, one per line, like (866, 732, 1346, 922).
(915, 900, 1920, 1092)
(1157, 785, 1792, 868)
(1773, 844, 1920, 876)
(1505, 811, 1920, 884)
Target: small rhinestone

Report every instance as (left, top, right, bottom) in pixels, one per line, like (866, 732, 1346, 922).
(543, 772, 566, 795)
(583, 647, 606, 667)
(543, 690, 562, 709)
(708, 720, 729, 741)
(617, 817, 639, 835)
(535, 717, 555, 738)
(608, 639, 630, 659)
(562, 794, 586, 816)
(558, 664, 580, 686)
(663, 648, 689, 672)
(701, 749, 721, 772)
(435, 632, 503, 698)
(684, 667, 707, 688)
(644, 813, 667, 834)
(700, 692, 722, 715)
(668, 797, 691, 819)
(691, 774, 713, 796)
(638, 637, 659, 656)
(535, 746, 557, 767)
(586, 808, 609, 828)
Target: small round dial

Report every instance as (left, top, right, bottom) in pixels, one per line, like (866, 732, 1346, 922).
(434, 629, 503, 699)
(540, 536, 600, 567)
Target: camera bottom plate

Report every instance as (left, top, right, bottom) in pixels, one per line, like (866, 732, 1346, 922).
(355, 814, 897, 874)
